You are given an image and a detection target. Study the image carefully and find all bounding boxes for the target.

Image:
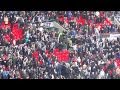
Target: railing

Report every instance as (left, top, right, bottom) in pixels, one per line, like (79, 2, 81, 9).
(52, 21, 67, 33)
(114, 16, 120, 26)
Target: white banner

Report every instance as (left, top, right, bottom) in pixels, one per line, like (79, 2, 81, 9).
(110, 34, 120, 38)
(102, 34, 120, 41)
(44, 22, 54, 28)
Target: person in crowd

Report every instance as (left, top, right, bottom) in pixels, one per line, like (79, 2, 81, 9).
(0, 11, 119, 79)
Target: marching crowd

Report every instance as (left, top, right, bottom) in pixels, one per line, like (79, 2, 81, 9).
(0, 11, 120, 79)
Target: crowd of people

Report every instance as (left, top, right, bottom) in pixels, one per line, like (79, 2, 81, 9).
(0, 11, 120, 79)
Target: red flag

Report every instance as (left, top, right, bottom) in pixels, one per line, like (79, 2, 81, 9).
(76, 18, 80, 25)
(0, 22, 11, 30)
(53, 48, 70, 62)
(59, 15, 64, 22)
(81, 19, 85, 25)
(53, 48, 60, 56)
(104, 18, 112, 26)
(76, 16, 85, 25)
(53, 48, 60, 60)
(56, 49, 70, 62)
(12, 23, 19, 30)
(12, 25, 23, 41)
(62, 54, 68, 62)
(32, 51, 39, 61)
(57, 51, 62, 62)
(62, 49, 70, 62)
